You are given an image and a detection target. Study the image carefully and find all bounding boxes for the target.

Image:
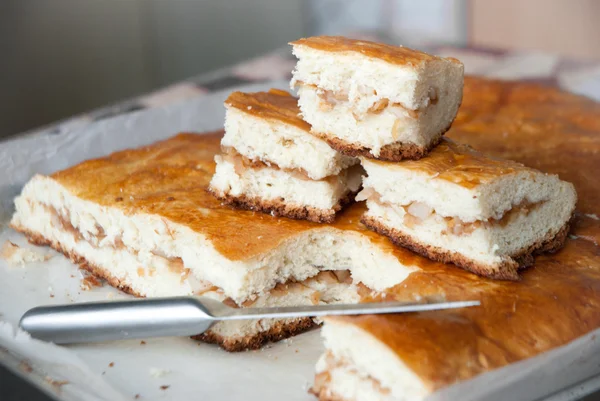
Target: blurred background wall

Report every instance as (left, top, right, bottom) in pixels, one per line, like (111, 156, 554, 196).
(1, 0, 598, 139)
(0, 0, 305, 138)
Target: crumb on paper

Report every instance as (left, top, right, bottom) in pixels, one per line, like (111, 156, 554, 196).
(160, 385, 170, 391)
(1, 241, 51, 266)
(45, 376, 69, 391)
(134, 395, 140, 399)
(150, 368, 171, 378)
(81, 274, 103, 291)
(19, 361, 33, 373)
(109, 362, 115, 368)
(295, 349, 299, 353)
(585, 213, 599, 220)
(140, 340, 147, 345)
(50, 294, 54, 298)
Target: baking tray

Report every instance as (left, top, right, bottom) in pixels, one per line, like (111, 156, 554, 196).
(1, 82, 599, 401)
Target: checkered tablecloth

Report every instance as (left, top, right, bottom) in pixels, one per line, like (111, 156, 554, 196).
(15, 38, 600, 141)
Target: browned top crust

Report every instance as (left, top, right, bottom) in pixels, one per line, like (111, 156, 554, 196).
(44, 77, 600, 392)
(290, 36, 461, 67)
(366, 138, 537, 189)
(225, 89, 310, 131)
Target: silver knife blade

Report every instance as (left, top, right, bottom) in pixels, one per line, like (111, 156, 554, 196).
(19, 296, 480, 344)
(220, 299, 481, 320)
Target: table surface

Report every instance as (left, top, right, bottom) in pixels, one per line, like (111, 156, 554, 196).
(4, 38, 600, 401)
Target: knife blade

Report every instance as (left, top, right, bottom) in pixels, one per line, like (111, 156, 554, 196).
(19, 296, 479, 344)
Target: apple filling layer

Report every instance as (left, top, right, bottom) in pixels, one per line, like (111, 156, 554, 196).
(296, 82, 431, 121)
(357, 188, 545, 236)
(221, 146, 317, 182)
(43, 203, 362, 306)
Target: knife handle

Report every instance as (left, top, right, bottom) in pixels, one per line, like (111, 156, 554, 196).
(19, 297, 222, 344)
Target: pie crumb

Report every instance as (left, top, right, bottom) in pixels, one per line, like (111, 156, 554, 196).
(1, 241, 51, 266)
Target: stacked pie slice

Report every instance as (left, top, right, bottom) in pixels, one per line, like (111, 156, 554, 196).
(209, 89, 362, 223)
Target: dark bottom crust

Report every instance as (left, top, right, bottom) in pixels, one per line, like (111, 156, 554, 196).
(209, 188, 358, 224)
(360, 215, 572, 280)
(194, 318, 316, 352)
(316, 125, 448, 162)
(12, 224, 317, 351)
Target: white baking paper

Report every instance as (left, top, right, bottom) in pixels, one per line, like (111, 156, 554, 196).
(1, 81, 599, 401)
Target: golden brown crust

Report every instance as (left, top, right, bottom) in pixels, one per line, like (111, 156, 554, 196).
(315, 127, 446, 162)
(193, 318, 316, 352)
(365, 137, 536, 188)
(361, 214, 572, 280)
(209, 188, 357, 224)
(290, 36, 459, 67)
(226, 90, 310, 132)
(13, 223, 318, 351)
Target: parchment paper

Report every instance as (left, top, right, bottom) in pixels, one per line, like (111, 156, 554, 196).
(1, 81, 599, 401)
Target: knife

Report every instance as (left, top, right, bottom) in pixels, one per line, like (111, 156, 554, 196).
(19, 297, 479, 344)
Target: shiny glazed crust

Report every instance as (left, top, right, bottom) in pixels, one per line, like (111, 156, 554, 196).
(290, 36, 459, 67)
(225, 89, 310, 132)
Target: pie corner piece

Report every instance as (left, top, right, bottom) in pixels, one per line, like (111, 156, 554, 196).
(312, 316, 432, 401)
